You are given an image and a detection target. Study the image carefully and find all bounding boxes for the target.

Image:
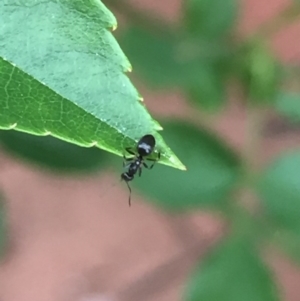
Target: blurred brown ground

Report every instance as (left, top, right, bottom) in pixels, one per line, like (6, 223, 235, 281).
(1, 0, 300, 300)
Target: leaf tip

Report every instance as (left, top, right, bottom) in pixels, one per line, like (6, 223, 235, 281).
(111, 24, 117, 31)
(153, 120, 163, 130)
(176, 162, 187, 171)
(163, 153, 186, 170)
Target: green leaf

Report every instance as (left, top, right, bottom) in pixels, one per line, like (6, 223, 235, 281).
(185, 63, 225, 112)
(257, 151, 300, 234)
(183, 0, 237, 39)
(238, 41, 281, 104)
(275, 92, 300, 122)
(0, 130, 110, 173)
(184, 235, 280, 301)
(0, 196, 7, 259)
(0, 0, 184, 170)
(134, 121, 240, 211)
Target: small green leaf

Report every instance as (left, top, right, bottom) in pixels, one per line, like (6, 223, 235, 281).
(184, 235, 280, 301)
(134, 121, 240, 211)
(238, 41, 281, 104)
(0, 130, 110, 173)
(0, 0, 184, 170)
(257, 151, 300, 234)
(183, 0, 237, 39)
(275, 92, 300, 122)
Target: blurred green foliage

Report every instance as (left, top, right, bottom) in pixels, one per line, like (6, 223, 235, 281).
(182, 0, 237, 39)
(1, 0, 300, 300)
(258, 151, 300, 234)
(275, 92, 300, 122)
(184, 234, 280, 301)
(0, 130, 110, 173)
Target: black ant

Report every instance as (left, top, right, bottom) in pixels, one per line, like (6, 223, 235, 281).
(121, 134, 160, 206)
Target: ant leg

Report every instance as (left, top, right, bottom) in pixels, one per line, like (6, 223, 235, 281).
(125, 147, 136, 156)
(138, 166, 143, 177)
(123, 155, 134, 167)
(144, 159, 155, 169)
(124, 156, 134, 162)
(151, 152, 161, 168)
(144, 160, 156, 169)
(123, 147, 137, 166)
(122, 155, 128, 167)
(125, 181, 132, 207)
(149, 161, 156, 169)
(123, 148, 136, 166)
(146, 152, 161, 169)
(143, 162, 150, 169)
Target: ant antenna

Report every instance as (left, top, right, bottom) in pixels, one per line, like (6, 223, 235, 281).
(125, 181, 132, 207)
